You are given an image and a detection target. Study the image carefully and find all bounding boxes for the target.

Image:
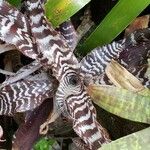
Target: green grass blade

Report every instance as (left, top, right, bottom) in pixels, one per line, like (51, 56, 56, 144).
(88, 85, 150, 124)
(45, 0, 90, 27)
(99, 127, 150, 150)
(79, 0, 150, 55)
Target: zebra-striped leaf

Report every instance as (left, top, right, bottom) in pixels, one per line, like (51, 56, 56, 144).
(79, 0, 150, 55)
(0, 79, 55, 115)
(87, 85, 150, 124)
(0, 1, 37, 59)
(57, 20, 78, 50)
(99, 127, 150, 150)
(45, 0, 90, 27)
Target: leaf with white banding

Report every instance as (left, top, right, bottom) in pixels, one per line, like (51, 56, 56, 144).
(55, 78, 111, 149)
(72, 108, 110, 149)
(0, 1, 37, 59)
(0, 78, 55, 115)
(25, 0, 79, 80)
(58, 20, 78, 50)
(80, 28, 150, 86)
(25, 1, 111, 149)
(1, 60, 42, 88)
(80, 41, 124, 81)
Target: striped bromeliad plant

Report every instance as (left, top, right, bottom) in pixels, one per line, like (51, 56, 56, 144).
(0, 0, 149, 149)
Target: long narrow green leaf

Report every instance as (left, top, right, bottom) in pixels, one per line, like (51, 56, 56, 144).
(99, 127, 150, 150)
(45, 0, 90, 27)
(79, 0, 150, 55)
(7, 0, 21, 7)
(88, 85, 150, 124)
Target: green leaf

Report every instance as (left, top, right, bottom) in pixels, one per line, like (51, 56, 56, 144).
(7, 0, 21, 7)
(34, 138, 56, 150)
(99, 127, 150, 150)
(45, 0, 90, 27)
(88, 85, 150, 124)
(79, 0, 150, 55)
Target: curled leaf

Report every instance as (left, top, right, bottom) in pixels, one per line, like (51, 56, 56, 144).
(105, 60, 144, 92)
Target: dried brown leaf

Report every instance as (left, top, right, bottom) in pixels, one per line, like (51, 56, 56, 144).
(105, 60, 144, 92)
(125, 15, 149, 36)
